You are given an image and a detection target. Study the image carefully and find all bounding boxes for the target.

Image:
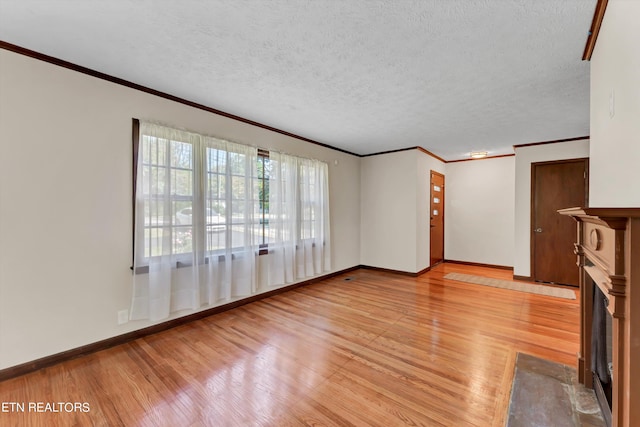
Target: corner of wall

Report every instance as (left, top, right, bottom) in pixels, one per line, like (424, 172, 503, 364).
(416, 150, 446, 272)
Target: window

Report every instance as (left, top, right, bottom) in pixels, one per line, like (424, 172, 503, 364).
(133, 120, 329, 267)
(131, 120, 331, 321)
(203, 146, 262, 252)
(134, 123, 266, 264)
(298, 159, 319, 241)
(138, 133, 194, 258)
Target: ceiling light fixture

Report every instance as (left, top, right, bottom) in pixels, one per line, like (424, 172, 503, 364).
(470, 151, 488, 159)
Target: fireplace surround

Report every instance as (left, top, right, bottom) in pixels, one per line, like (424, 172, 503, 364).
(559, 208, 640, 427)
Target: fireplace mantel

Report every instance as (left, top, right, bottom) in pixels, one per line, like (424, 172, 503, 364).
(559, 207, 640, 427)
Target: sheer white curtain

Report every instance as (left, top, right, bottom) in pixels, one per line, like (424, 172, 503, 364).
(296, 157, 331, 278)
(130, 121, 329, 320)
(200, 136, 258, 305)
(131, 123, 200, 321)
(131, 122, 258, 321)
(268, 152, 298, 285)
(267, 153, 330, 287)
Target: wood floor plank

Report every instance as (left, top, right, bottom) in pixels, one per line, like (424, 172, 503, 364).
(0, 263, 579, 426)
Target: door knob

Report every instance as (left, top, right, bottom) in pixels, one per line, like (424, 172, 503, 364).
(534, 228, 543, 233)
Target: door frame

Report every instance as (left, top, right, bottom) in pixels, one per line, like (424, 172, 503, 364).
(430, 170, 445, 267)
(529, 157, 589, 282)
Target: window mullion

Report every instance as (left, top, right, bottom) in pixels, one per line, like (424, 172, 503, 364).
(192, 136, 205, 263)
(225, 149, 232, 253)
(164, 138, 172, 257)
(296, 163, 302, 245)
(146, 138, 153, 259)
(149, 137, 158, 258)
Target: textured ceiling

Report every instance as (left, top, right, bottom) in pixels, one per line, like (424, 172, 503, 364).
(0, 0, 595, 159)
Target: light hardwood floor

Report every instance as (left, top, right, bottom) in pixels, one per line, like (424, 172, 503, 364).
(0, 263, 579, 426)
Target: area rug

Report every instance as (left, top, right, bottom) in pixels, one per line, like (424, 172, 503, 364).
(507, 353, 604, 427)
(443, 272, 576, 300)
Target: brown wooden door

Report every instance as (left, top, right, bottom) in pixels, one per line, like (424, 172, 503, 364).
(430, 171, 445, 266)
(532, 159, 588, 286)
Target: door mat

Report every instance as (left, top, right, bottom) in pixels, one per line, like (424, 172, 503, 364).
(443, 272, 576, 300)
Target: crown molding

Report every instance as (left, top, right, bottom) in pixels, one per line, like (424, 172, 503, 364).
(513, 136, 589, 150)
(582, 0, 609, 61)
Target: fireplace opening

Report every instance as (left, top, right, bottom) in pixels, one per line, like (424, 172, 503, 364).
(591, 278, 613, 425)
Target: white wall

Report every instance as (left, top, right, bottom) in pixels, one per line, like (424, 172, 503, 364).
(416, 151, 446, 271)
(360, 149, 444, 273)
(445, 157, 515, 267)
(360, 151, 417, 273)
(589, 0, 640, 207)
(0, 50, 361, 370)
(513, 140, 590, 277)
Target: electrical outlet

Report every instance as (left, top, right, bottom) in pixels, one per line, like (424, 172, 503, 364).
(609, 90, 615, 118)
(117, 309, 129, 325)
